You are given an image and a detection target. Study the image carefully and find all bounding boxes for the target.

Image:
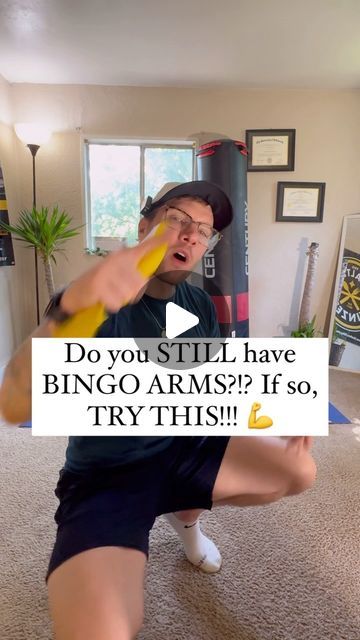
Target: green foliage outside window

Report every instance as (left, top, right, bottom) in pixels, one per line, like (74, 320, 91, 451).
(144, 148, 193, 197)
(88, 144, 193, 247)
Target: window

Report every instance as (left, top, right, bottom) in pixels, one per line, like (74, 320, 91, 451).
(84, 140, 195, 249)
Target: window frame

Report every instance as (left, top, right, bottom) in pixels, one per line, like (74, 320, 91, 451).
(83, 138, 196, 251)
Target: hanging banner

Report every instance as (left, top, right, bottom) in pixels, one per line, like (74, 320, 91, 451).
(0, 163, 15, 267)
(334, 248, 360, 346)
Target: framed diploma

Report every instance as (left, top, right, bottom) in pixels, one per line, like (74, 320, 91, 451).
(246, 129, 295, 172)
(276, 182, 326, 223)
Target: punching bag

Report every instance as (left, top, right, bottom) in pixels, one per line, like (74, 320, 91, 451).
(197, 139, 249, 337)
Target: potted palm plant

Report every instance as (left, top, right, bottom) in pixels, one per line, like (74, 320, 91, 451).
(0, 205, 83, 305)
(291, 315, 322, 338)
(291, 242, 322, 337)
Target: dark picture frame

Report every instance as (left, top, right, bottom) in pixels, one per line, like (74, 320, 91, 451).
(246, 129, 296, 172)
(276, 181, 326, 223)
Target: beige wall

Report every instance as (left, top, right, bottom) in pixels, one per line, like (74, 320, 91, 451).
(3, 83, 360, 343)
(0, 74, 12, 124)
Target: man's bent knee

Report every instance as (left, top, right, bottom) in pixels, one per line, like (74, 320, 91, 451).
(48, 546, 145, 640)
(287, 454, 317, 496)
(49, 583, 144, 640)
(51, 612, 142, 640)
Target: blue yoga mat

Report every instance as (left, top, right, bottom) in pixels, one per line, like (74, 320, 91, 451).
(19, 421, 32, 428)
(328, 403, 351, 424)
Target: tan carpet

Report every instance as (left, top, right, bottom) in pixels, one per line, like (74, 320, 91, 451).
(0, 370, 359, 640)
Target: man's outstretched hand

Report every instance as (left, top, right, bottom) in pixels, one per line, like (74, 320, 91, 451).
(61, 224, 173, 316)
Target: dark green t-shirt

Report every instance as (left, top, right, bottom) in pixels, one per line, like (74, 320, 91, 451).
(64, 281, 220, 472)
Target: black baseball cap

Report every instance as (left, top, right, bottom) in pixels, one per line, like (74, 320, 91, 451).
(140, 180, 233, 231)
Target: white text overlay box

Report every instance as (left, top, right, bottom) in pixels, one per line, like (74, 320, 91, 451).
(32, 338, 329, 437)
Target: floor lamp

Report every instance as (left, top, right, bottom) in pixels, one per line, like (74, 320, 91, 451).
(14, 123, 52, 325)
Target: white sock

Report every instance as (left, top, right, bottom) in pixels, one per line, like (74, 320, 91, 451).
(164, 513, 222, 573)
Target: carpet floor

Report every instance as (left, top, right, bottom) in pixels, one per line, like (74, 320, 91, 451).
(0, 369, 359, 640)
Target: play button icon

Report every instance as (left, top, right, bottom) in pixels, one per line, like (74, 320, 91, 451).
(166, 302, 199, 339)
(134, 271, 230, 370)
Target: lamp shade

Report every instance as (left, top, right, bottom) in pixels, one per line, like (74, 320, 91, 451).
(14, 123, 52, 146)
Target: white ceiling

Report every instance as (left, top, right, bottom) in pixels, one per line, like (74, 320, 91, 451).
(1, 0, 360, 88)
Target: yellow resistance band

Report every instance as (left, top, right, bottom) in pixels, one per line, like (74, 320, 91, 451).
(52, 222, 169, 338)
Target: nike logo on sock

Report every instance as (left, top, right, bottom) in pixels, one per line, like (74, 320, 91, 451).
(197, 554, 207, 567)
(184, 522, 197, 529)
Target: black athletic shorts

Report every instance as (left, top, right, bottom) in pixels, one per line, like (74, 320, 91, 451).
(46, 436, 230, 580)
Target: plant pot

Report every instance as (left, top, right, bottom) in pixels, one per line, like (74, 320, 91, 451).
(329, 342, 346, 367)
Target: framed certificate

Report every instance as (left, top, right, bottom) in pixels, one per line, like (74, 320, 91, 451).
(246, 129, 295, 171)
(276, 182, 326, 222)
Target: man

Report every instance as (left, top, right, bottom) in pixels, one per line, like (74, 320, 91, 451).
(0, 180, 316, 640)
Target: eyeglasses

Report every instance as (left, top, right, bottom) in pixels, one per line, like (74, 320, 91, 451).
(163, 206, 222, 249)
